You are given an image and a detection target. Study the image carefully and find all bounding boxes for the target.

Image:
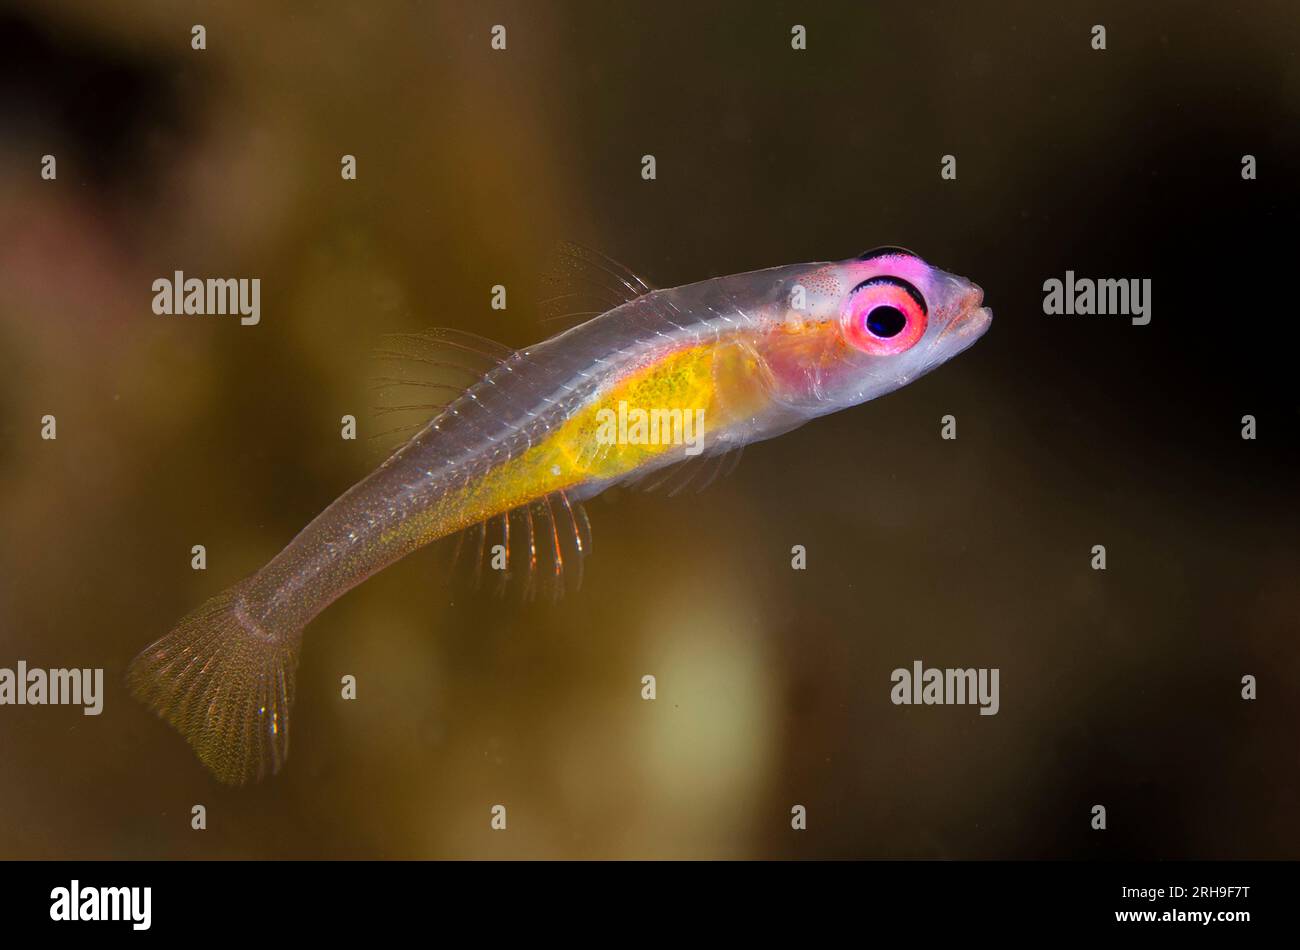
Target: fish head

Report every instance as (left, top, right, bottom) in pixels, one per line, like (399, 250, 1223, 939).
(759, 247, 992, 413)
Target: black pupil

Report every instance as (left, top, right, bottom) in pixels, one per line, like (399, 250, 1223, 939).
(866, 305, 907, 338)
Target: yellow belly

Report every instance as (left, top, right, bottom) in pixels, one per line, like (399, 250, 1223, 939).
(388, 337, 770, 547)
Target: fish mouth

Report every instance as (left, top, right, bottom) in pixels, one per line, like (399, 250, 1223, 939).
(963, 304, 993, 338)
(954, 283, 992, 338)
(909, 290, 992, 379)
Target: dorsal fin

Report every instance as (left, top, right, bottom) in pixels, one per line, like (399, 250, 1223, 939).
(365, 327, 516, 456)
(538, 241, 656, 333)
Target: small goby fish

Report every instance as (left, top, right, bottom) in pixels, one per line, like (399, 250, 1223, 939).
(129, 246, 992, 783)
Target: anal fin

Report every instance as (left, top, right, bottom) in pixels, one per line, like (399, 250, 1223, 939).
(445, 490, 592, 602)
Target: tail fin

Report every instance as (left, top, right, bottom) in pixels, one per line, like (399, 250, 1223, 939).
(128, 581, 302, 785)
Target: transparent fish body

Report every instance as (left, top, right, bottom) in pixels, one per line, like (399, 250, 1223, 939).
(129, 247, 992, 783)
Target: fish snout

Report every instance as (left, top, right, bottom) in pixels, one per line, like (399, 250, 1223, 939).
(953, 282, 992, 337)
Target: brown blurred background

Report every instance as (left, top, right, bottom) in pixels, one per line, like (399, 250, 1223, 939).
(0, 1, 1297, 858)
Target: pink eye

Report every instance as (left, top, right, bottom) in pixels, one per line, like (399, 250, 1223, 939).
(842, 277, 928, 355)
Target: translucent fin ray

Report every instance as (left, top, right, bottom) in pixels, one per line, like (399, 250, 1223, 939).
(626, 444, 746, 495)
(127, 580, 302, 785)
(441, 491, 591, 601)
(365, 326, 517, 457)
(538, 240, 656, 333)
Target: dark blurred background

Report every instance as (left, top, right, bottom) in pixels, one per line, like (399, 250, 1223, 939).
(0, 1, 1297, 858)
